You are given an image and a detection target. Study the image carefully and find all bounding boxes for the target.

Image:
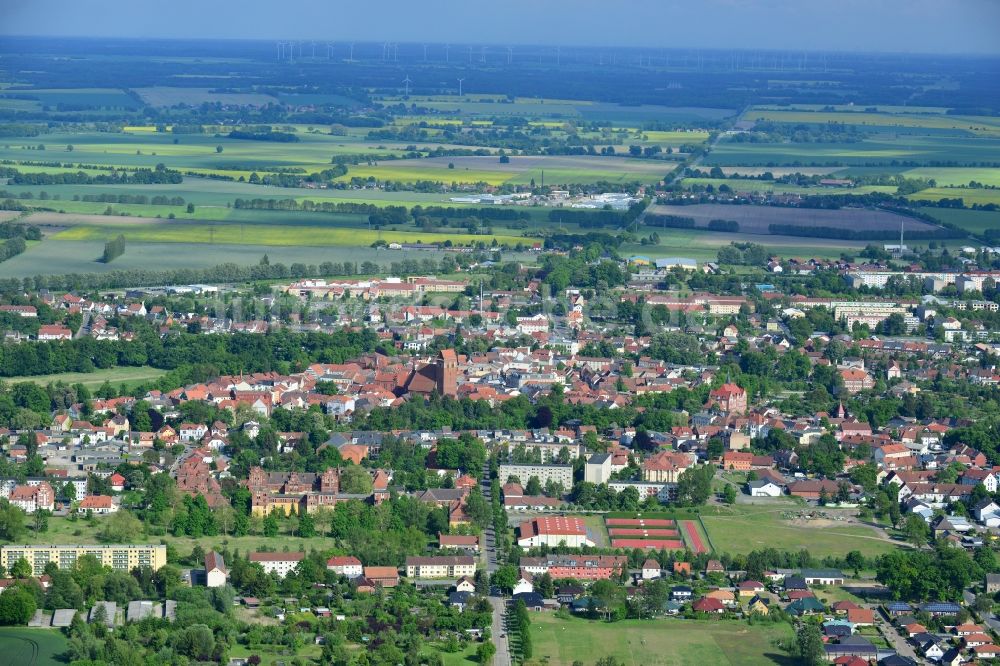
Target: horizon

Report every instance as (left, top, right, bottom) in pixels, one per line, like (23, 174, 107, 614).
(1, 0, 998, 56)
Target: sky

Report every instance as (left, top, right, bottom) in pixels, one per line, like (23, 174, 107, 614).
(1, 0, 999, 55)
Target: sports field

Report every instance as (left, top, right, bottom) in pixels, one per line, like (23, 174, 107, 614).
(528, 615, 793, 666)
(0, 628, 69, 666)
(698, 503, 897, 558)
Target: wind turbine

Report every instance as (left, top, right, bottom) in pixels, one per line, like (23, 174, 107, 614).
(468, 46, 473, 64)
(480, 46, 487, 64)
(457, 78, 465, 97)
(507, 46, 513, 65)
(311, 41, 316, 59)
(556, 46, 561, 66)
(382, 42, 389, 61)
(348, 43, 356, 62)
(445, 44, 451, 62)
(422, 44, 428, 62)
(403, 76, 412, 96)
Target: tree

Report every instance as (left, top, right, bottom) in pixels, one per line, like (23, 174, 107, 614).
(903, 514, 928, 549)
(722, 484, 737, 505)
(796, 623, 824, 666)
(0, 587, 36, 625)
(845, 551, 865, 577)
(297, 511, 316, 537)
(525, 476, 542, 496)
(9, 558, 31, 579)
(262, 512, 279, 537)
(477, 640, 496, 664)
(676, 465, 714, 506)
(339, 465, 373, 495)
(98, 510, 144, 543)
(490, 564, 517, 594)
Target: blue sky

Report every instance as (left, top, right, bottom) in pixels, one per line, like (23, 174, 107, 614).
(1, 0, 998, 54)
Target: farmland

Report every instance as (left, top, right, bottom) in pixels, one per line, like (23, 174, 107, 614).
(646, 203, 941, 236)
(528, 615, 793, 666)
(0, 628, 69, 666)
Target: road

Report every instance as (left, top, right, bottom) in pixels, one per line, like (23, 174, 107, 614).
(482, 469, 511, 666)
(876, 605, 925, 664)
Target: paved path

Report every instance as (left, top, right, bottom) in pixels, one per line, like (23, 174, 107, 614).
(482, 469, 511, 666)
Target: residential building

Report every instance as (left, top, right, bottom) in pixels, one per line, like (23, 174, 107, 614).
(405, 556, 476, 579)
(0, 544, 167, 576)
(248, 552, 305, 578)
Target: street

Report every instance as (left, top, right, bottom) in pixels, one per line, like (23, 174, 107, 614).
(482, 469, 511, 666)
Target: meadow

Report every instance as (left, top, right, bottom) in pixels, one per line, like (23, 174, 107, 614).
(6, 366, 168, 389)
(907, 187, 1000, 207)
(527, 615, 793, 666)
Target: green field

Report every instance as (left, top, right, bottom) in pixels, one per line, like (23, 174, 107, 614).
(907, 187, 1000, 207)
(0, 628, 69, 666)
(0, 239, 502, 278)
(681, 177, 895, 196)
(918, 206, 1000, 235)
(528, 615, 793, 666)
(747, 108, 1000, 135)
(698, 503, 897, 558)
(6, 366, 168, 389)
(53, 221, 525, 248)
(705, 135, 1000, 167)
(621, 228, 870, 262)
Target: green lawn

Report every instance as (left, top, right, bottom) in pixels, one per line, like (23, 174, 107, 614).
(0, 627, 69, 666)
(698, 504, 898, 558)
(6, 366, 168, 389)
(229, 642, 323, 666)
(528, 615, 793, 666)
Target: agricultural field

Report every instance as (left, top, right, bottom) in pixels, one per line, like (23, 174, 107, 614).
(0, 627, 69, 666)
(52, 220, 526, 248)
(746, 107, 1000, 135)
(698, 503, 897, 558)
(528, 615, 793, 666)
(681, 177, 896, 196)
(619, 229, 870, 262)
(0, 239, 483, 278)
(339, 155, 672, 186)
(918, 206, 1000, 235)
(907, 187, 1000, 207)
(134, 86, 280, 107)
(704, 134, 1000, 167)
(646, 203, 938, 236)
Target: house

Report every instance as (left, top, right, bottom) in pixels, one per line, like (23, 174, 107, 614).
(77, 495, 117, 514)
(747, 595, 769, 615)
(109, 473, 126, 492)
(787, 597, 825, 616)
(824, 636, 877, 661)
(801, 568, 845, 585)
(846, 608, 874, 626)
(705, 560, 725, 575)
(641, 559, 661, 580)
(439, 534, 480, 552)
(455, 576, 476, 594)
(705, 589, 736, 606)
(205, 551, 227, 588)
(691, 597, 725, 614)
(939, 647, 962, 666)
(748, 479, 783, 497)
(248, 552, 304, 578)
(513, 592, 544, 611)
(671, 585, 693, 601)
(987, 573, 1000, 594)
(326, 556, 363, 579)
(513, 571, 534, 596)
(448, 591, 473, 611)
(363, 566, 399, 588)
(672, 561, 691, 576)
(8, 482, 54, 514)
(737, 581, 765, 597)
(405, 556, 476, 579)
(972, 644, 1000, 659)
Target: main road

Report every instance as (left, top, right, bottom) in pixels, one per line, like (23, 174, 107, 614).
(482, 469, 511, 666)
